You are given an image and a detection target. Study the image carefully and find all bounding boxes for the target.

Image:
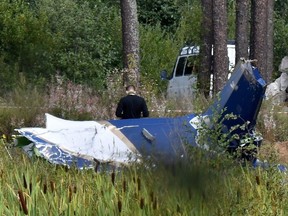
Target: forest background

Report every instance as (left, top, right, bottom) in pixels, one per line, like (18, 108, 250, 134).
(0, 1, 288, 214)
(0, 0, 287, 133)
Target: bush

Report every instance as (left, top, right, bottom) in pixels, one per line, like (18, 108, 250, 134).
(0, 76, 46, 138)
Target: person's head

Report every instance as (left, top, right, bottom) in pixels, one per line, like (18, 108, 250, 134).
(126, 85, 136, 95)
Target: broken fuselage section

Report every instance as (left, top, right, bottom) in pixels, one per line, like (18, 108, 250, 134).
(16, 60, 266, 169)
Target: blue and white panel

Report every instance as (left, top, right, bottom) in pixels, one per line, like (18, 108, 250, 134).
(16, 114, 140, 168)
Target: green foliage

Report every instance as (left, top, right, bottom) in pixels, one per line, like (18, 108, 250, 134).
(195, 108, 239, 152)
(1, 137, 288, 215)
(0, 0, 122, 92)
(0, 57, 20, 92)
(175, 0, 202, 45)
(138, 0, 180, 33)
(0, 0, 287, 95)
(0, 1, 288, 212)
(137, 0, 206, 97)
(275, 0, 288, 22)
(0, 0, 54, 91)
(273, 17, 288, 77)
(191, 102, 261, 163)
(0, 75, 45, 138)
(227, 0, 236, 40)
(140, 25, 180, 95)
(267, 0, 288, 77)
(37, 0, 122, 89)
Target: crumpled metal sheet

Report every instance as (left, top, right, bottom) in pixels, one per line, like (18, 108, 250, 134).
(16, 60, 267, 169)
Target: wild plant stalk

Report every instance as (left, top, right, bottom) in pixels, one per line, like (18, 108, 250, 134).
(0, 71, 288, 214)
(0, 141, 288, 214)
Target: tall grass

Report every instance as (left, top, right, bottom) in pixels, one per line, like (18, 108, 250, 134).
(257, 100, 288, 142)
(0, 143, 288, 215)
(0, 75, 288, 214)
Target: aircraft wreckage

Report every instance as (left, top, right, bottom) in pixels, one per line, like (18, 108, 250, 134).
(15, 60, 268, 169)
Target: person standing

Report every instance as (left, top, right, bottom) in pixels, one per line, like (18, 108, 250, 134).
(116, 85, 149, 119)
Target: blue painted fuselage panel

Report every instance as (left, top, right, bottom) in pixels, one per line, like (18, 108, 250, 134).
(109, 114, 198, 158)
(108, 64, 266, 157)
(204, 63, 266, 147)
(15, 61, 267, 169)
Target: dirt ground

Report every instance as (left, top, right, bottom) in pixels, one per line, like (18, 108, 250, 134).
(261, 141, 288, 164)
(274, 141, 288, 164)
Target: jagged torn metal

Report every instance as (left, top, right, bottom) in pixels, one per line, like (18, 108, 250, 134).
(16, 60, 270, 170)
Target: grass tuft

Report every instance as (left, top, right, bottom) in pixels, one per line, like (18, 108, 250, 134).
(0, 74, 287, 214)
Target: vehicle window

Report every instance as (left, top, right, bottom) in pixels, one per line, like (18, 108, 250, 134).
(184, 60, 192, 75)
(184, 56, 199, 75)
(175, 57, 186, 77)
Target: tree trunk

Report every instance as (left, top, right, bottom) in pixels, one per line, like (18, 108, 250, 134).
(250, 0, 268, 82)
(235, 0, 249, 62)
(266, 0, 274, 83)
(199, 0, 214, 97)
(199, 0, 213, 97)
(120, 0, 140, 86)
(213, 0, 228, 94)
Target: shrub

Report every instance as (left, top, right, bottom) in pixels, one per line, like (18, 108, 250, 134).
(0, 75, 45, 138)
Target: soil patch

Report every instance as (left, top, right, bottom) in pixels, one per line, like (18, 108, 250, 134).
(274, 141, 288, 164)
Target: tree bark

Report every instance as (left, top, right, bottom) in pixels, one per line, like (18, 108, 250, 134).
(199, 0, 214, 97)
(266, 0, 274, 83)
(250, 0, 268, 82)
(213, 0, 228, 94)
(120, 0, 140, 86)
(235, 0, 249, 62)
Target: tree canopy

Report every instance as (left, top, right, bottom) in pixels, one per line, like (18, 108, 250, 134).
(0, 0, 287, 94)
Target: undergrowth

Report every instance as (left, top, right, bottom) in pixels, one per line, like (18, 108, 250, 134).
(0, 75, 287, 214)
(0, 141, 288, 215)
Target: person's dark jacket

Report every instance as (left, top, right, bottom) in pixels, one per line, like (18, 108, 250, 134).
(116, 95, 149, 119)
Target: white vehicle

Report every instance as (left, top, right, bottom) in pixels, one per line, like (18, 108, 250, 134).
(161, 42, 236, 99)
